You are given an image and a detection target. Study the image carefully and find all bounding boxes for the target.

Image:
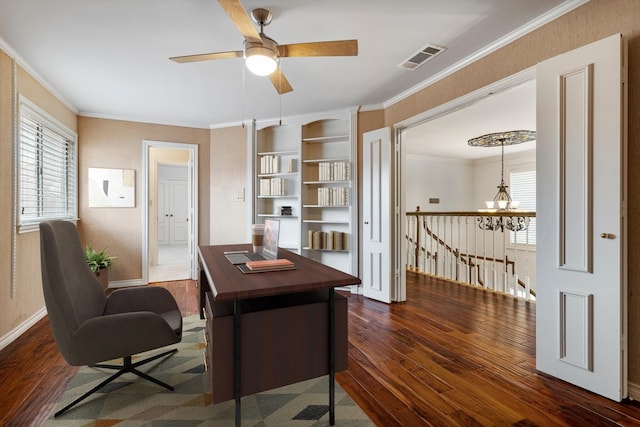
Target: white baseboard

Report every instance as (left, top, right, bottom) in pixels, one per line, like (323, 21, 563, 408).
(0, 307, 47, 352)
(628, 382, 640, 401)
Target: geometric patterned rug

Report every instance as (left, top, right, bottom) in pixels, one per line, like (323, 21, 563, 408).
(44, 315, 375, 426)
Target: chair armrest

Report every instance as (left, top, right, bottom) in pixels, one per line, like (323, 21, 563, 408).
(69, 311, 180, 366)
(104, 286, 179, 315)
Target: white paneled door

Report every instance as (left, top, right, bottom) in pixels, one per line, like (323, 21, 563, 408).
(158, 179, 189, 246)
(536, 33, 627, 401)
(362, 128, 393, 303)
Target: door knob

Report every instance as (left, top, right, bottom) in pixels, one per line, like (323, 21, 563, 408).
(364, 221, 369, 225)
(600, 233, 615, 239)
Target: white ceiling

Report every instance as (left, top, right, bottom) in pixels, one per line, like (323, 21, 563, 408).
(0, 0, 582, 129)
(404, 79, 536, 159)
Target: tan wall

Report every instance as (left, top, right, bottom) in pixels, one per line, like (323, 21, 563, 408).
(380, 0, 640, 385)
(0, 56, 78, 339)
(210, 126, 249, 244)
(77, 117, 210, 281)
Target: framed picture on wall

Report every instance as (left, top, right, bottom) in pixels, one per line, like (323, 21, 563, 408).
(88, 168, 135, 208)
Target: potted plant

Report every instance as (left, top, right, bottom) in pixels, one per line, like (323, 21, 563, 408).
(85, 245, 116, 291)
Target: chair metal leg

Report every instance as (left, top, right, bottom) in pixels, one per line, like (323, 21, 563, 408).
(55, 348, 178, 417)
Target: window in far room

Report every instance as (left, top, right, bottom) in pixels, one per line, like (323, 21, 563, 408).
(17, 97, 77, 232)
(509, 166, 536, 246)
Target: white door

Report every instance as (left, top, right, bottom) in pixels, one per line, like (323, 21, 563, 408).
(169, 180, 188, 245)
(157, 179, 188, 245)
(536, 33, 627, 401)
(362, 128, 393, 303)
(157, 181, 169, 245)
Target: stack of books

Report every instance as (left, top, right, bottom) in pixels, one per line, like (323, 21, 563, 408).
(260, 155, 279, 174)
(307, 230, 348, 251)
(318, 161, 350, 181)
(317, 187, 349, 206)
(259, 177, 285, 196)
(242, 258, 296, 272)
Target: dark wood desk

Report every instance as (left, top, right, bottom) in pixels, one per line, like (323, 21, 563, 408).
(198, 244, 361, 426)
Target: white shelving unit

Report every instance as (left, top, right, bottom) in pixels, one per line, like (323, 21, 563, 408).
(254, 124, 301, 253)
(301, 118, 354, 274)
(251, 111, 358, 275)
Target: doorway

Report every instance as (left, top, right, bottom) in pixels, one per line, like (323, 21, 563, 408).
(395, 68, 537, 301)
(142, 140, 199, 283)
(394, 33, 627, 401)
(154, 163, 189, 281)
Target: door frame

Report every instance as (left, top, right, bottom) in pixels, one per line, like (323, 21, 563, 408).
(393, 67, 536, 302)
(142, 140, 199, 283)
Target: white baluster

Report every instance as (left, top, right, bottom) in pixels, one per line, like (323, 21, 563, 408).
(503, 220, 508, 294)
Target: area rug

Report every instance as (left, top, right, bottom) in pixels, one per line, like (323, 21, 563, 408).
(45, 315, 374, 426)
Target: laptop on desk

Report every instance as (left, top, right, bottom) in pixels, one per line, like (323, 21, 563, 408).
(224, 219, 280, 265)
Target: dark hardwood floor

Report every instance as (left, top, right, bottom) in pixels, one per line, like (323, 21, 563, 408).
(2, 273, 640, 426)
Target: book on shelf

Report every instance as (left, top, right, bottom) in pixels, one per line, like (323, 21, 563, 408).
(260, 155, 280, 174)
(318, 161, 350, 181)
(307, 230, 349, 251)
(259, 177, 286, 196)
(312, 231, 322, 249)
(317, 187, 349, 206)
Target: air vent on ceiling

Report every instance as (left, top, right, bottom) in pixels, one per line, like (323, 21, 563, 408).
(399, 43, 446, 70)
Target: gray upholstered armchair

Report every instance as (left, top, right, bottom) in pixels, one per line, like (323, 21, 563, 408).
(39, 220, 183, 417)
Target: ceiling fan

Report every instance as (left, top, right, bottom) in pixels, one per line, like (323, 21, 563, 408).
(170, 0, 358, 94)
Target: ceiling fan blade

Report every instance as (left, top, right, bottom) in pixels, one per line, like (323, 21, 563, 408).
(218, 0, 262, 44)
(268, 68, 293, 94)
(170, 51, 243, 63)
(278, 40, 358, 58)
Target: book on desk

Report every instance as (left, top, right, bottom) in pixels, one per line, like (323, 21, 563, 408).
(237, 258, 296, 274)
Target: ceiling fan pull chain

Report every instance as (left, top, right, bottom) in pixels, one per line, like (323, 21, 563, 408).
(241, 61, 245, 128)
(279, 65, 282, 126)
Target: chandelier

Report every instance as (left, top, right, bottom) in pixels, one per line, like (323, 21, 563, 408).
(468, 130, 536, 211)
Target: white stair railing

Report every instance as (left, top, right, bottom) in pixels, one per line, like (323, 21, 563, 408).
(406, 209, 536, 300)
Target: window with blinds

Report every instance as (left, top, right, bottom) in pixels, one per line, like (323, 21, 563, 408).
(18, 99, 77, 230)
(509, 167, 536, 245)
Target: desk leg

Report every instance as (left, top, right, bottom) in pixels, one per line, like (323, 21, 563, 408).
(199, 267, 206, 319)
(329, 288, 335, 426)
(234, 300, 242, 427)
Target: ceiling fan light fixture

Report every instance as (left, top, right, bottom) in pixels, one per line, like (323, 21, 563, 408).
(244, 39, 279, 76)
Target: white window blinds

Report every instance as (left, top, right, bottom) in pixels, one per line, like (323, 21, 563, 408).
(18, 100, 77, 229)
(509, 168, 536, 245)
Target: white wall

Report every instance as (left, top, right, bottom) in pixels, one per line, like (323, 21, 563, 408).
(405, 154, 474, 212)
(471, 150, 536, 209)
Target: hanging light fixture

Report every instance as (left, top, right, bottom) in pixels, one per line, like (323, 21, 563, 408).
(243, 8, 279, 77)
(468, 130, 536, 211)
(244, 36, 279, 76)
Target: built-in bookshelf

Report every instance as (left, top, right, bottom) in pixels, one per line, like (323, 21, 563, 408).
(301, 118, 354, 274)
(254, 124, 300, 252)
(252, 112, 357, 274)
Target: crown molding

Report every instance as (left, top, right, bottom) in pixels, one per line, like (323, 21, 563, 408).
(383, 0, 589, 109)
(0, 36, 79, 115)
